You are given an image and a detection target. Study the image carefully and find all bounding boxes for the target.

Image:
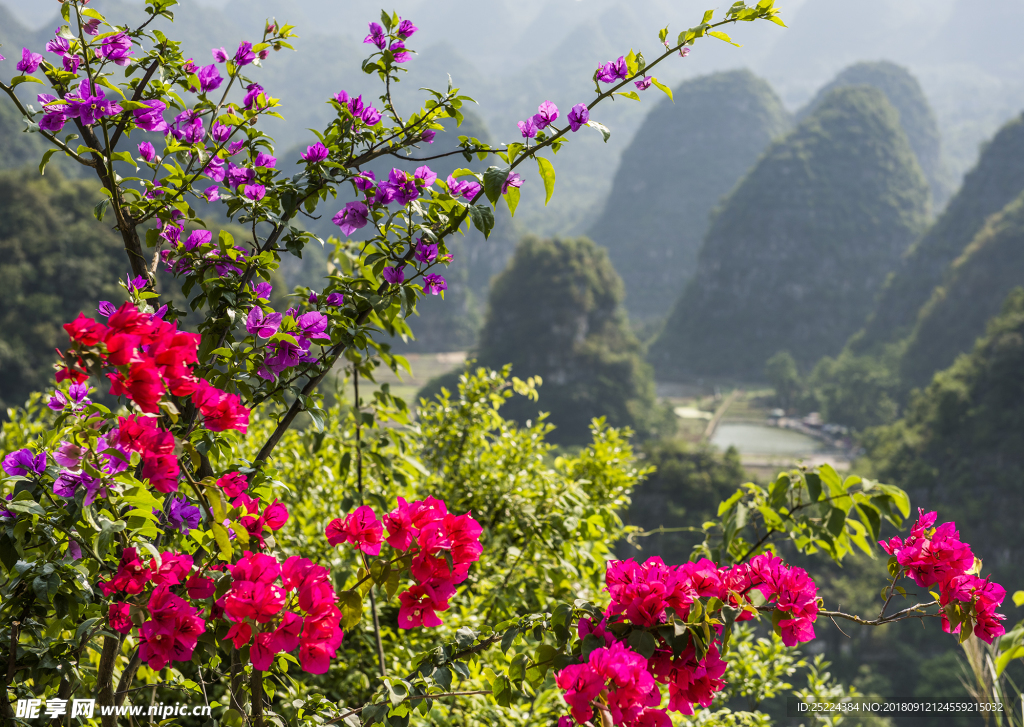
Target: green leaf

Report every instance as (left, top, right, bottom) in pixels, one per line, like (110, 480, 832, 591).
(211, 523, 233, 561)
(504, 185, 520, 217)
(614, 91, 641, 102)
(586, 120, 611, 143)
(702, 9, 715, 23)
(39, 148, 59, 176)
(339, 590, 363, 630)
(536, 156, 555, 206)
(94, 76, 126, 99)
(651, 77, 674, 102)
(7, 500, 45, 516)
(717, 489, 744, 517)
(1013, 590, 1024, 607)
(81, 7, 105, 20)
(627, 630, 657, 659)
(468, 205, 494, 239)
(11, 75, 44, 88)
(111, 150, 138, 169)
(625, 50, 638, 76)
(0, 534, 17, 573)
(825, 507, 846, 537)
(805, 473, 822, 502)
(708, 30, 742, 46)
(483, 166, 510, 205)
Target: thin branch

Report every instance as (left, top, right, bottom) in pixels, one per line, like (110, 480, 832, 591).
(325, 691, 492, 726)
(0, 82, 96, 166)
(108, 57, 162, 150)
(817, 601, 941, 627)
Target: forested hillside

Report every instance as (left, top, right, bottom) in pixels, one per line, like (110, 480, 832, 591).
(649, 86, 929, 381)
(586, 70, 791, 322)
(850, 112, 1024, 356)
(0, 94, 46, 172)
(899, 190, 1024, 389)
(798, 61, 951, 208)
(864, 288, 1024, 592)
(0, 169, 126, 409)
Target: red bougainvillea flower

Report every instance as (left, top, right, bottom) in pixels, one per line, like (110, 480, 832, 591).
(325, 505, 383, 555)
(397, 583, 454, 629)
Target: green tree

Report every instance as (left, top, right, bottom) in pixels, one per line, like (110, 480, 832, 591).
(803, 350, 901, 430)
(586, 70, 792, 323)
(650, 85, 929, 381)
(426, 236, 668, 445)
(765, 350, 802, 411)
(0, 168, 126, 410)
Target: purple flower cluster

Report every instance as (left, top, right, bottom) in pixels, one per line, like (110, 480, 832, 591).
(244, 306, 334, 380)
(48, 382, 91, 411)
(2, 449, 47, 478)
(517, 101, 559, 139)
(502, 173, 523, 195)
(333, 90, 383, 127)
(160, 228, 252, 278)
(446, 174, 481, 200)
(38, 79, 123, 132)
(45, 29, 81, 72)
(301, 142, 329, 163)
(597, 56, 628, 84)
(568, 104, 590, 132)
(363, 19, 416, 63)
(96, 33, 133, 66)
(333, 202, 368, 236)
(15, 48, 43, 74)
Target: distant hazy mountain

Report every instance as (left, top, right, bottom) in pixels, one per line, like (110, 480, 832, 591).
(798, 61, 952, 209)
(586, 70, 792, 323)
(649, 86, 929, 381)
(850, 113, 1024, 357)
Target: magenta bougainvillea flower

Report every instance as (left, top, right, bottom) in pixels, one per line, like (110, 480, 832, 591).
(596, 56, 628, 83)
(301, 142, 329, 163)
(423, 274, 447, 295)
(382, 266, 405, 285)
(363, 22, 387, 50)
(415, 240, 438, 264)
(16, 48, 43, 73)
(194, 64, 222, 93)
(397, 19, 417, 38)
(501, 172, 523, 194)
(568, 104, 590, 132)
(234, 41, 255, 67)
(517, 117, 537, 139)
(97, 33, 133, 66)
(246, 307, 282, 338)
(332, 201, 369, 235)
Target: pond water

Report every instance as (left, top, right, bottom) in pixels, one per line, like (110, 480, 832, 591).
(710, 423, 824, 455)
